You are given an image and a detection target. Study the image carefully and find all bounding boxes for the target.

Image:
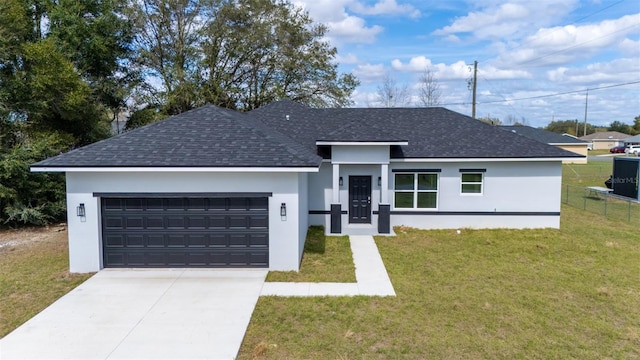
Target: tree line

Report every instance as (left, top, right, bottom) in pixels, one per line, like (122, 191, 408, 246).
(0, 0, 358, 226)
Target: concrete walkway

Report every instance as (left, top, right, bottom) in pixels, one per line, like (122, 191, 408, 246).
(0, 269, 267, 360)
(261, 235, 396, 297)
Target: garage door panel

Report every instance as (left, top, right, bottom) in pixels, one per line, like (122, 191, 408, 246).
(102, 196, 269, 268)
(147, 234, 165, 247)
(104, 234, 125, 247)
(146, 216, 164, 229)
(125, 217, 144, 229)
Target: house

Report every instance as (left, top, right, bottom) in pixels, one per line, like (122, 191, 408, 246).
(501, 125, 588, 164)
(622, 134, 640, 146)
(31, 101, 581, 273)
(579, 131, 630, 150)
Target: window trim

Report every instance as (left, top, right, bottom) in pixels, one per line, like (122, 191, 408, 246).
(460, 172, 484, 195)
(393, 172, 439, 210)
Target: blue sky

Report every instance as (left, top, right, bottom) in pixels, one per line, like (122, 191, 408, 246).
(293, 0, 640, 128)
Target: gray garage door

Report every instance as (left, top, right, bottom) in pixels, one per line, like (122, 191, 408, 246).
(101, 196, 269, 268)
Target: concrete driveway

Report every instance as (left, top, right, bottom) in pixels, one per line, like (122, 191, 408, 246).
(0, 269, 267, 360)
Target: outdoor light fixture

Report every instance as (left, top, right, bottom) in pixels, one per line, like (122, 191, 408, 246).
(280, 202, 287, 221)
(76, 203, 86, 217)
(378, 177, 382, 186)
(339, 177, 343, 186)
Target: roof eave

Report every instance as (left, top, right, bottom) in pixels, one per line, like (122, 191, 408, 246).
(30, 165, 321, 173)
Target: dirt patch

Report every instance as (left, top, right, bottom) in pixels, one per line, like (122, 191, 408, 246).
(0, 224, 67, 251)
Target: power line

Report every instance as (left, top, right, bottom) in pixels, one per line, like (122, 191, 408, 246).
(440, 80, 640, 106)
(474, 0, 627, 65)
(517, 22, 640, 66)
(478, 80, 640, 105)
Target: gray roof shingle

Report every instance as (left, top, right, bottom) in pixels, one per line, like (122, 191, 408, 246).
(501, 126, 587, 144)
(33, 105, 322, 168)
(32, 101, 581, 169)
(251, 104, 581, 159)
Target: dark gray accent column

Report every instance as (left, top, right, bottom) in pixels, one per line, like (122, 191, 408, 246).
(378, 204, 390, 234)
(330, 204, 342, 234)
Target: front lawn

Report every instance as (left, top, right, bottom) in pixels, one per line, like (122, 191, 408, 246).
(266, 226, 355, 283)
(239, 205, 640, 359)
(0, 227, 92, 338)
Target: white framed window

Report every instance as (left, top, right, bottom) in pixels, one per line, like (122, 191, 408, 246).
(393, 172, 439, 209)
(460, 169, 485, 195)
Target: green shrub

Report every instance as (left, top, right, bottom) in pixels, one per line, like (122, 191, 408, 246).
(0, 132, 72, 227)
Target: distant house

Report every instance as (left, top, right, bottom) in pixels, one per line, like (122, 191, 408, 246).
(623, 134, 640, 146)
(31, 101, 580, 273)
(501, 126, 588, 164)
(579, 131, 630, 150)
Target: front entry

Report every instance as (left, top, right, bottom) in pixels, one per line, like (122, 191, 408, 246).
(349, 176, 372, 223)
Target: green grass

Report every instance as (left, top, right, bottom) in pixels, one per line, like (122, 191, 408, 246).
(266, 226, 355, 283)
(563, 161, 612, 187)
(0, 229, 92, 338)
(239, 205, 640, 359)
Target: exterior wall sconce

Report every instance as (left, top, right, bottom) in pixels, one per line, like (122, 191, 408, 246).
(280, 202, 287, 221)
(339, 177, 343, 186)
(378, 177, 382, 186)
(76, 203, 86, 217)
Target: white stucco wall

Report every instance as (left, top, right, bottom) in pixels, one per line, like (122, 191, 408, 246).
(332, 145, 389, 164)
(65, 171, 305, 273)
(308, 160, 563, 231)
(389, 161, 562, 229)
(297, 173, 309, 260)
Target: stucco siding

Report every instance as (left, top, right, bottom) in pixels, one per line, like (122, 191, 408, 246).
(297, 172, 309, 262)
(389, 161, 562, 229)
(65, 171, 304, 273)
(307, 160, 563, 231)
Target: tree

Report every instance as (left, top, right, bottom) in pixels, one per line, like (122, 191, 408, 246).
(417, 68, 441, 107)
(0, 0, 135, 145)
(127, 0, 207, 114)
(0, 0, 136, 226)
(129, 0, 358, 113)
(545, 119, 595, 136)
(375, 73, 410, 107)
(608, 120, 632, 134)
(633, 115, 640, 135)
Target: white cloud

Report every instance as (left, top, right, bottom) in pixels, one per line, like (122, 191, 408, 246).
(619, 38, 640, 57)
(547, 58, 640, 84)
(352, 63, 387, 84)
(348, 0, 421, 19)
(390, 56, 531, 80)
(433, 1, 578, 40)
(499, 13, 640, 67)
(335, 52, 360, 64)
(293, 0, 419, 44)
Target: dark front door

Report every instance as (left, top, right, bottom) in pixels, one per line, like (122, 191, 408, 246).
(349, 176, 371, 223)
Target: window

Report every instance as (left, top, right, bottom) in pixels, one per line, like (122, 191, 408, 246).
(394, 173, 438, 209)
(461, 172, 483, 194)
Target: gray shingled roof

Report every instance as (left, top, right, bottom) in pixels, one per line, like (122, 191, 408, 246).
(250, 104, 581, 159)
(32, 105, 322, 168)
(32, 101, 581, 169)
(501, 126, 587, 144)
(579, 131, 630, 140)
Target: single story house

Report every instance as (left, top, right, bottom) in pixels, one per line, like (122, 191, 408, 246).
(501, 125, 588, 164)
(579, 131, 630, 150)
(32, 101, 580, 273)
(623, 134, 640, 146)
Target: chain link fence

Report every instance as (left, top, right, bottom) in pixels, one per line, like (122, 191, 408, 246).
(563, 184, 640, 223)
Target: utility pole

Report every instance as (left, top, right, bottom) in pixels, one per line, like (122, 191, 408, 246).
(471, 60, 478, 119)
(583, 89, 589, 136)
